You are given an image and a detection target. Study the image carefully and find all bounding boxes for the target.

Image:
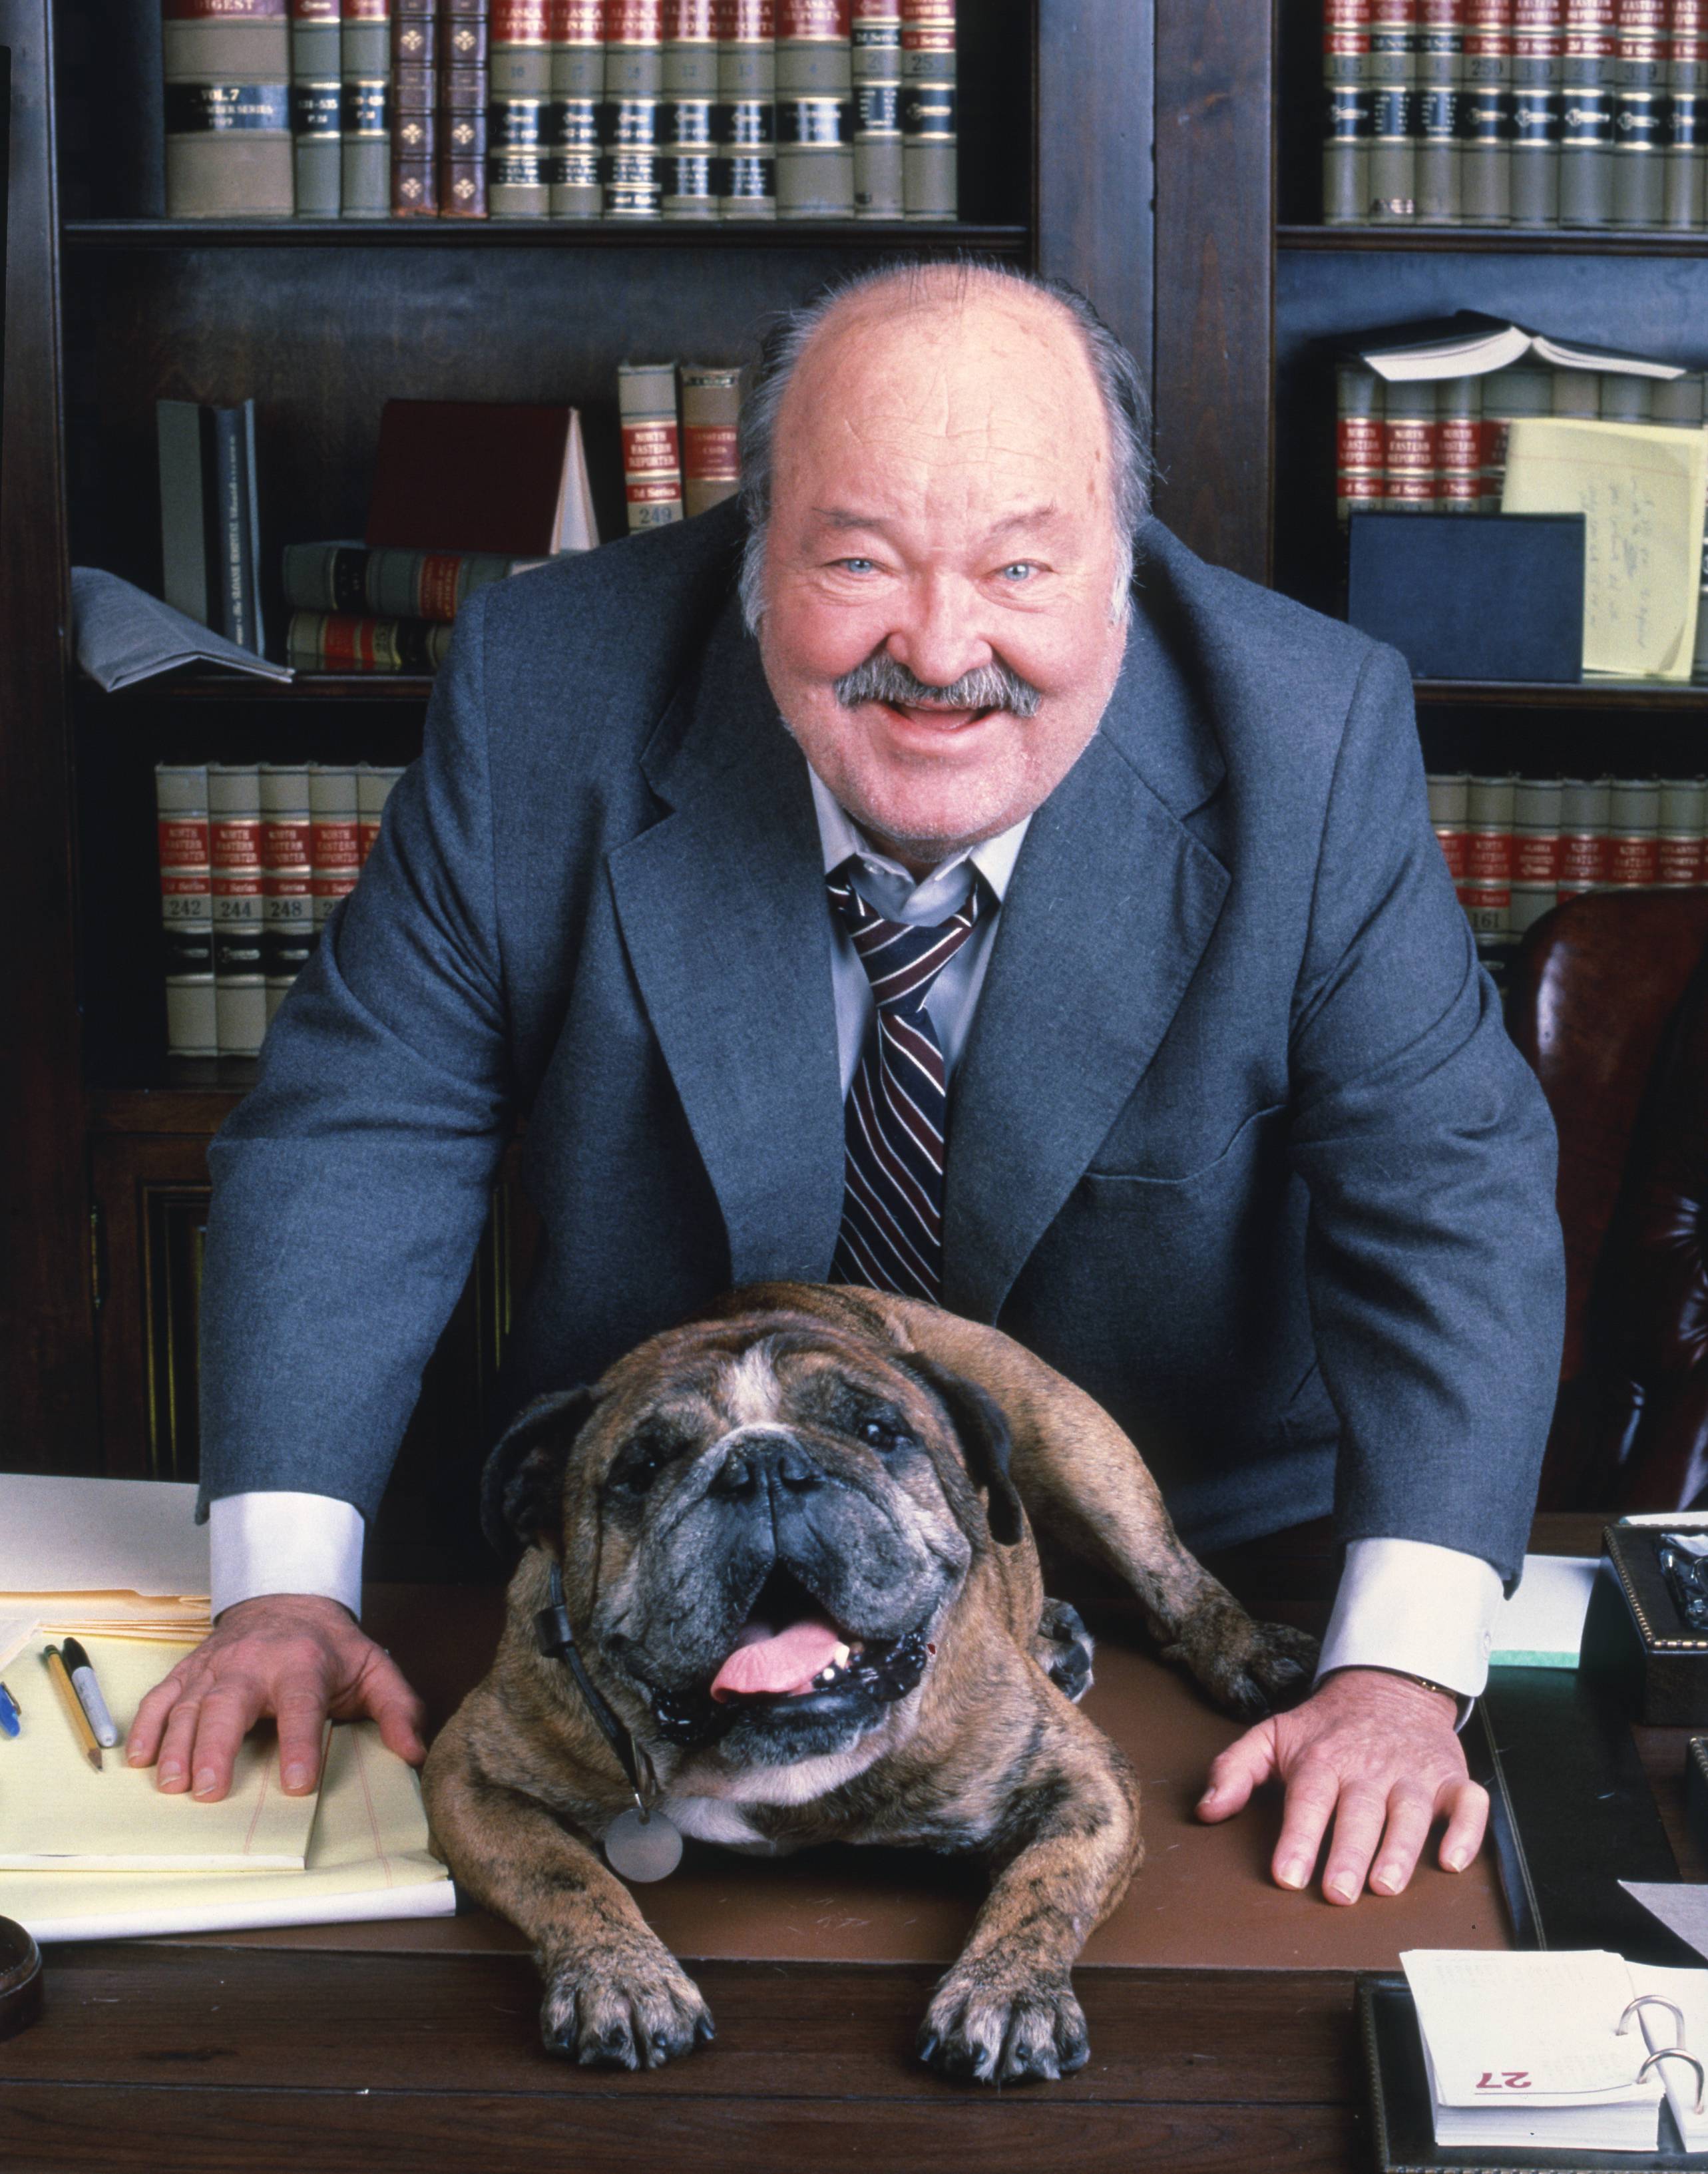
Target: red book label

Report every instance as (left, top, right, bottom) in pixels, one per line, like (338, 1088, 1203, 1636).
(1421, 2, 1464, 21)
(550, 0, 604, 36)
(1326, 29, 1372, 52)
(1385, 475, 1440, 503)
(161, 871, 214, 907)
(1609, 835, 1659, 885)
(158, 818, 211, 866)
(1468, 829, 1513, 880)
(1616, 0, 1664, 29)
(1339, 416, 1384, 467)
(312, 820, 361, 869)
(162, 0, 288, 17)
(628, 477, 686, 505)
(1513, 832, 1560, 881)
(1323, 0, 1373, 20)
(312, 870, 359, 903)
(852, 0, 901, 15)
(779, 0, 850, 31)
(212, 871, 264, 902)
(716, 0, 773, 33)
(622, 420, 682, 471)
(263, 871, 314, 902)
(358, 821, 383, 864)
(211, 818, 262, 870)
(292, 0, 339, 17)
(684, 422, 740, 482)
(495, 0, 550, 37)
(1435, 827, 1469, 878)
(1438, 417, 1480, 468)
(1369, 0, 1418, 19)
(262, 819, 312, 868)
(1560, 833, 1607, 884)
(342, 0, 389, 17)
(606, 0, 662, 34)
(666, 0, 714, 31)
(1658, 836, 1705, 885)
(417, 554, 464, 620)
(1438, 477, 1481, 507)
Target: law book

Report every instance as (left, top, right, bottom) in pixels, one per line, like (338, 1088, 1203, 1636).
(285, 610, 457, 670)
(1461, 0, 1514, 224)
(1559, 0, 1615, 220)
(1437, 373, 1482, 507)
(1559, 774, 1612, 896)
(339, 0, 391, 212)
(156, 398, 265, 654)
(283, 541, 540, 616)
(162, 0, 294, 216)
(1612, 0, 1666, 223)
(1399, 1948, 1708, 2153)
(1369, 0, 1419, 217)
(1510, 0, 1562, 223)
(899, 0, 951, 216)
(680, 364, 742, 514)
(1352, 308, 1686, 378)
(1607, 773, 1662, 883)
(208, 761, 266, 1058)
(1337, 361, 1387, 521)
(1510, 773, 1563, 931)
(1382, 377, 1438, 507)
(548, 0, 603, 209)
(851, 0, 901, 214)
(774, 0, 853, 214)
(259, 762, 314, 1022)
(365, 398, 597, 552)
(490, 91, 550, 210)
(618, 359, 685, 528)
(212, 399, 265, 655)
(309, 763, 360, 947)
(154, 761, 217, 1060)
(356, 762, 407, 863)
(716, 0, 775, 215)
(1416, 0, 1464, 218)
(1659, 777, 1708, 882)
(1462, 771, 1514, 940)
(291, 0, 343, 210)
(1324, 0, 1373, 225)
(439, 0, 491, 214)
(1667, 0, 1707, 224)
(391, 0, 439, 211)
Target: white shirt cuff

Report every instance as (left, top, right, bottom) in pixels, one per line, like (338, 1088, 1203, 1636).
(208, 1492, 366, 1623)
(1317, 1536, 1503, 1705)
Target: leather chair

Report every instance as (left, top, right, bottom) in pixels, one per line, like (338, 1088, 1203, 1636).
(1506, 891, 1708, 1510)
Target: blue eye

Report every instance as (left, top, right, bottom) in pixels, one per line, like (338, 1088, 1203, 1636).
(999, 562, 1037, 582)
(839, 557, 877, 574)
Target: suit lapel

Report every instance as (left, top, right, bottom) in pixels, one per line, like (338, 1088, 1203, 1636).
(942, 596, 1231, 1323)
(607, 600, 847, 1285)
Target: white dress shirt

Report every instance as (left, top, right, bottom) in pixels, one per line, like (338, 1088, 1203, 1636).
(211, 767, 1506, 1702)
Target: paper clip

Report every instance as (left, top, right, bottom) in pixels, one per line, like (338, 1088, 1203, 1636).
(1619, 1995, 1687, 2040)
(1638, 2048, 1706, 2117)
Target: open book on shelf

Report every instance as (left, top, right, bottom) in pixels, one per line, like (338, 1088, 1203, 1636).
(1402, 1948, 1708, 2153)
(1351, 312, 1687, 385)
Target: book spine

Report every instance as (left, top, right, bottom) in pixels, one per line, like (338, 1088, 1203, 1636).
(1551, 363, 1600, 412)
(210, 404, 259, 651)
(1558, 775, 1611, 897)
(776, 0, 853, 215)
(208, 761, 266, 1056)
(1369, 0, 1418, 216)
(1437, 374, 1482, 507)
(1560, 0, 1615, 219)
(1464, 771, 1514, 946)
(1512, 0, 1562, 218)
(155, 761, 217, 1059)
(356, 763, 407, 863)
(1325, 0, 1373, 223)
(1600, 369, 1654, 417)
(1417, 0, 1464, 216)
(292, 0, 343, 210)
(340, 0, 391, 212)
(1659, 777, 1707, 883)
(282, 543, 524, 614)
(1511, 775, 1562, 930)
(1382, 377, 1438, 508)
(680, 363, 741, 513)
(162, 0, 294, 216)
(393, 0, 439, 209)
(1613, 0, 1666, 220)
(156, 400, 212, 624)
(899, 0, 949, 216)
(660, 0, 716, 212)
(1480, 361, 1552, 498)
(258, 763, 314, 1022)
(440, 0, 491, 213)
(310, 763, 362, 940)
(604, 0, 663, 212)
(716, 0, 775, 214)
(1665, 0, 1707, 230)
(549, 0, 603, 208)
(852, 0, 902, 216)
(1426, 772, 1470, 894)
(1607, 775, 1661, 885)
(1336, 363, 1385, 522)
(491, 0, 549, 208)
(285, 610, 455, 667)
(617, 359, 684, 528)
(1462, 0, 1513, 221)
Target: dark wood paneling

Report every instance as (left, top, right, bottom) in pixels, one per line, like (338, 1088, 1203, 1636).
(1150, 0, 1275, 581)
(0, 0, 97, 1471)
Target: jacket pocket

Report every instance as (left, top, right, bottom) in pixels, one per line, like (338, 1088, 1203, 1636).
(1084, 1102, 1287, 1191)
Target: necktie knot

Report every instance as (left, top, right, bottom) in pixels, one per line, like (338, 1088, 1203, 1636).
(826, 866, 982, 1018)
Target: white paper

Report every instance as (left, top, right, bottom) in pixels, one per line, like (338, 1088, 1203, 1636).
(1402, 1948, 1654, 2103)
(72, 567, 294, 691)
(0, 1474, 207, 1599)
(1492, 1555, 1598, 1668)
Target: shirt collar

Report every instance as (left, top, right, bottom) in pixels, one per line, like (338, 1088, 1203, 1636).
(807, 764, 1030, 911)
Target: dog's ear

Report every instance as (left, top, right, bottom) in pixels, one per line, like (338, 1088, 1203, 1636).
(479, 1387, 602, 1562)
(901, 1355, 1025, 1548)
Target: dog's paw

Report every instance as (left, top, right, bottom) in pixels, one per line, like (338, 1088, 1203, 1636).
(1164, 1600, 1320, 1719)
(538, 1942, 715, 2069)
(1034, 1597, 1095, 1705)
(919, 1964, 1090, 2085)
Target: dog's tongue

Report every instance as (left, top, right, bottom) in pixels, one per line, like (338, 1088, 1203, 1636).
(710, 1616, 842, 1701)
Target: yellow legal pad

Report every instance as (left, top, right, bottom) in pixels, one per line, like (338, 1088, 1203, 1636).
(0, 1635, 318, 1872)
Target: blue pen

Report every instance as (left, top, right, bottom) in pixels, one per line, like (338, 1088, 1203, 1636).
(0, 1683, 19, 1738)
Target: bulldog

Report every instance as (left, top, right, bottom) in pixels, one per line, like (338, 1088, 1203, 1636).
(423, 1283, 1318, 2083)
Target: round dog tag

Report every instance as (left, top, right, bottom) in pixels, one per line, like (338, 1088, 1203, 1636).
(604, 1807, 684, 1884)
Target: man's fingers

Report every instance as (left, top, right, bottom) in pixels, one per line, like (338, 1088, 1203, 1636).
(126, 1670, 195, 1767)
(1195, 1719, 1278, 1823)
(1271, 1759, 1349, 1892)
(1318, 1779, 1394, 1904)
(154, 1695, 204, 1793)
(274, 1684, 333, 1794)
(1437, 1777, 1490, 1874)
(361, 1658, 429, 1767)
(185, 1679, 270, 1801)
(1367, 1791, 1438, 1898)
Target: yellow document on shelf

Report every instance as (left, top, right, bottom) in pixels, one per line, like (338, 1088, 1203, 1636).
(0, 1635, 318, 1871)
(1502, 418, 1708, 681)
(0, 1718, 452, 1943)
(0, 1472, 210, 1639)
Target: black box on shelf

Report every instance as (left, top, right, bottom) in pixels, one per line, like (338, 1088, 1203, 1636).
(1580, 1523, 1708, 1726)
(1347, 511, 1586, 683)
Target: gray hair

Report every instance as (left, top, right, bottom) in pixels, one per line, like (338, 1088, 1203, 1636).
(736, 259, 1153, 633)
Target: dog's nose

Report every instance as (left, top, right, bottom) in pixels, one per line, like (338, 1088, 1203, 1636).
(709, 1433, 823, 1498)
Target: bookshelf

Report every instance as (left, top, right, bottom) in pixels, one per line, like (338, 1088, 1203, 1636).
(0, 0, 1155, 1542)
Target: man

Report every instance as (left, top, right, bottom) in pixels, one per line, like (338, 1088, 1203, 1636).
(128, 262, 1564, 1907)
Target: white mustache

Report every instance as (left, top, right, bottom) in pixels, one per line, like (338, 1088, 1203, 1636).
(833, 652, 1043, 720)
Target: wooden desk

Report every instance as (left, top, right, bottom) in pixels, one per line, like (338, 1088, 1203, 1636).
(0, 1516, 1637, 2174)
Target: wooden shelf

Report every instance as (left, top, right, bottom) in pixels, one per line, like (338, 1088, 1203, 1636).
(1414, 678, 1708, 710)
(86, 1072, 254, 1135)
(1278, 223, 1708, 256)
(63, 218, 1030, 254)
(93, 670, 438, 702)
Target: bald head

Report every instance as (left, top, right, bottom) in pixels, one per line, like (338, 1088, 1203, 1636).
(747, 263, 1140, 875)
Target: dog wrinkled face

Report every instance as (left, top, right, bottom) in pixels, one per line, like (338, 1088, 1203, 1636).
(573, 1328, 1002, 1770)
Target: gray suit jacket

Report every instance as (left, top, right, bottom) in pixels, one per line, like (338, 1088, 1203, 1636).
(200, 501, 1564, 1583)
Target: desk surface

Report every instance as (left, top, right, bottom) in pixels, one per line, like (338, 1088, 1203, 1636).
(0, 1513, 1661, 2174)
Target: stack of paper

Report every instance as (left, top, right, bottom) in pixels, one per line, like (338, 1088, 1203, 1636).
(0, 1474, 210, 1643)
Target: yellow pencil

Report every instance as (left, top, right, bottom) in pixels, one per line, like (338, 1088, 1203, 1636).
(42, 1645, 101, 1773)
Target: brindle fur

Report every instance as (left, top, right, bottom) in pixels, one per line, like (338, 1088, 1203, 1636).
(424, 1283, 1317, 2083)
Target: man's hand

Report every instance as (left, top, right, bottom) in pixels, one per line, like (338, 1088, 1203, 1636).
(125, 1594, 427, 1801)
(1194, 1666, 1488, 1903)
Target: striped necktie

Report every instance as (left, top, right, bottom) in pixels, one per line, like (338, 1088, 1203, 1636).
(827, 862, 982, 1302)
